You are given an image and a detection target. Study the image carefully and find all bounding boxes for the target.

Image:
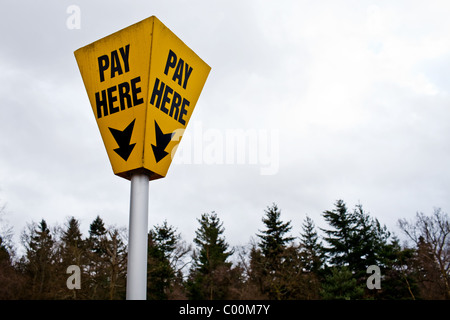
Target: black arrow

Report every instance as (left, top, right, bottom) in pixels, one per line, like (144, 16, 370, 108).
(151, 121, 173, 163)
(108, 119, 136, 161)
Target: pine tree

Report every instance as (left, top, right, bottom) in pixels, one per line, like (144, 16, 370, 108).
(379, 237, 419, 300)
(22, 219, 56, 299)
(60, 217, 84, 266)
(147, 221, 188, 299)
(257, 203, 295, 258)
(193, 212, 232, 275)
(251, 204, 297, 299)
(88, 215, 107, 255)
(57, 216, 86, 299)
(321, 201, 389, 268)
(320, 266, 364, 300)
(299, 215, 324, 273)
(322, 200, 400, 299)
(298, 216, 324, 299)
(321, 200, 357, 268)
(85, 215, 109, 299)
(353, 204, 391, 272)
(187, 212, 233, 300)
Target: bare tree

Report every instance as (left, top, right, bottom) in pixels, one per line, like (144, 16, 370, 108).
(104, 227, 127, 299)
(398, 208, 450, 299)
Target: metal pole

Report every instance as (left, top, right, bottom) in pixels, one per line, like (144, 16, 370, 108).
(126, 172, 149, 300)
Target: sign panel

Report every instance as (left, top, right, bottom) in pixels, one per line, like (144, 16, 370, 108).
(75, 16, 210, 180)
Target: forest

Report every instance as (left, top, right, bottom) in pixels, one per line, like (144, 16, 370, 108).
(0, 199, 448, 300)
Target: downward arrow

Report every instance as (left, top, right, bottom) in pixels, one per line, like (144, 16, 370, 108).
(151, 121, 173, 163)
(108, 119, 136, 161)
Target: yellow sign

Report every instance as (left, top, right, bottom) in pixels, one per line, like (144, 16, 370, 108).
(74, 16, 211, 180)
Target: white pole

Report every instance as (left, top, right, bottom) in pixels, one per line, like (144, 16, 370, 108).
(126, 172, 149, 300)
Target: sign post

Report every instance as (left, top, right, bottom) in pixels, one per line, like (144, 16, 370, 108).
(126, 172, 150, 299)
(74, 16, 210, 300)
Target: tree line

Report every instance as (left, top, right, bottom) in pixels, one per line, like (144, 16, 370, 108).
(0, 199, 448, 300)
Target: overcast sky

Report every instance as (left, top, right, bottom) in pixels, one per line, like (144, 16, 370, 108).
(1, 0, 450, 251)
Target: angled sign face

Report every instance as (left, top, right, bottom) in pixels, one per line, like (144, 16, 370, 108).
(74, 16, 210, 180)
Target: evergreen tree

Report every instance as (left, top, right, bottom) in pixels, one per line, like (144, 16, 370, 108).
(257, 203, 295, 258)
(353, 204, 391, 272)
(299, 216, 324, 299)
(88, 215, 107, 255)
(57, 216, 86, 299)
(299, 215, 324, 273)
(147, 221, 188, 299)
(321, 200, 357, 268)
(187, 212, 234, 300)
(22, 219, 56, 299)
(321, 201, 391, 272)
(378, 237, 419, 300)
(321, 200, 400, 299)
(60, 217, 85, 266)
(320, 266, 364, 300)
(251, 204, 297, 299)
(85, 215, 111, 299)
